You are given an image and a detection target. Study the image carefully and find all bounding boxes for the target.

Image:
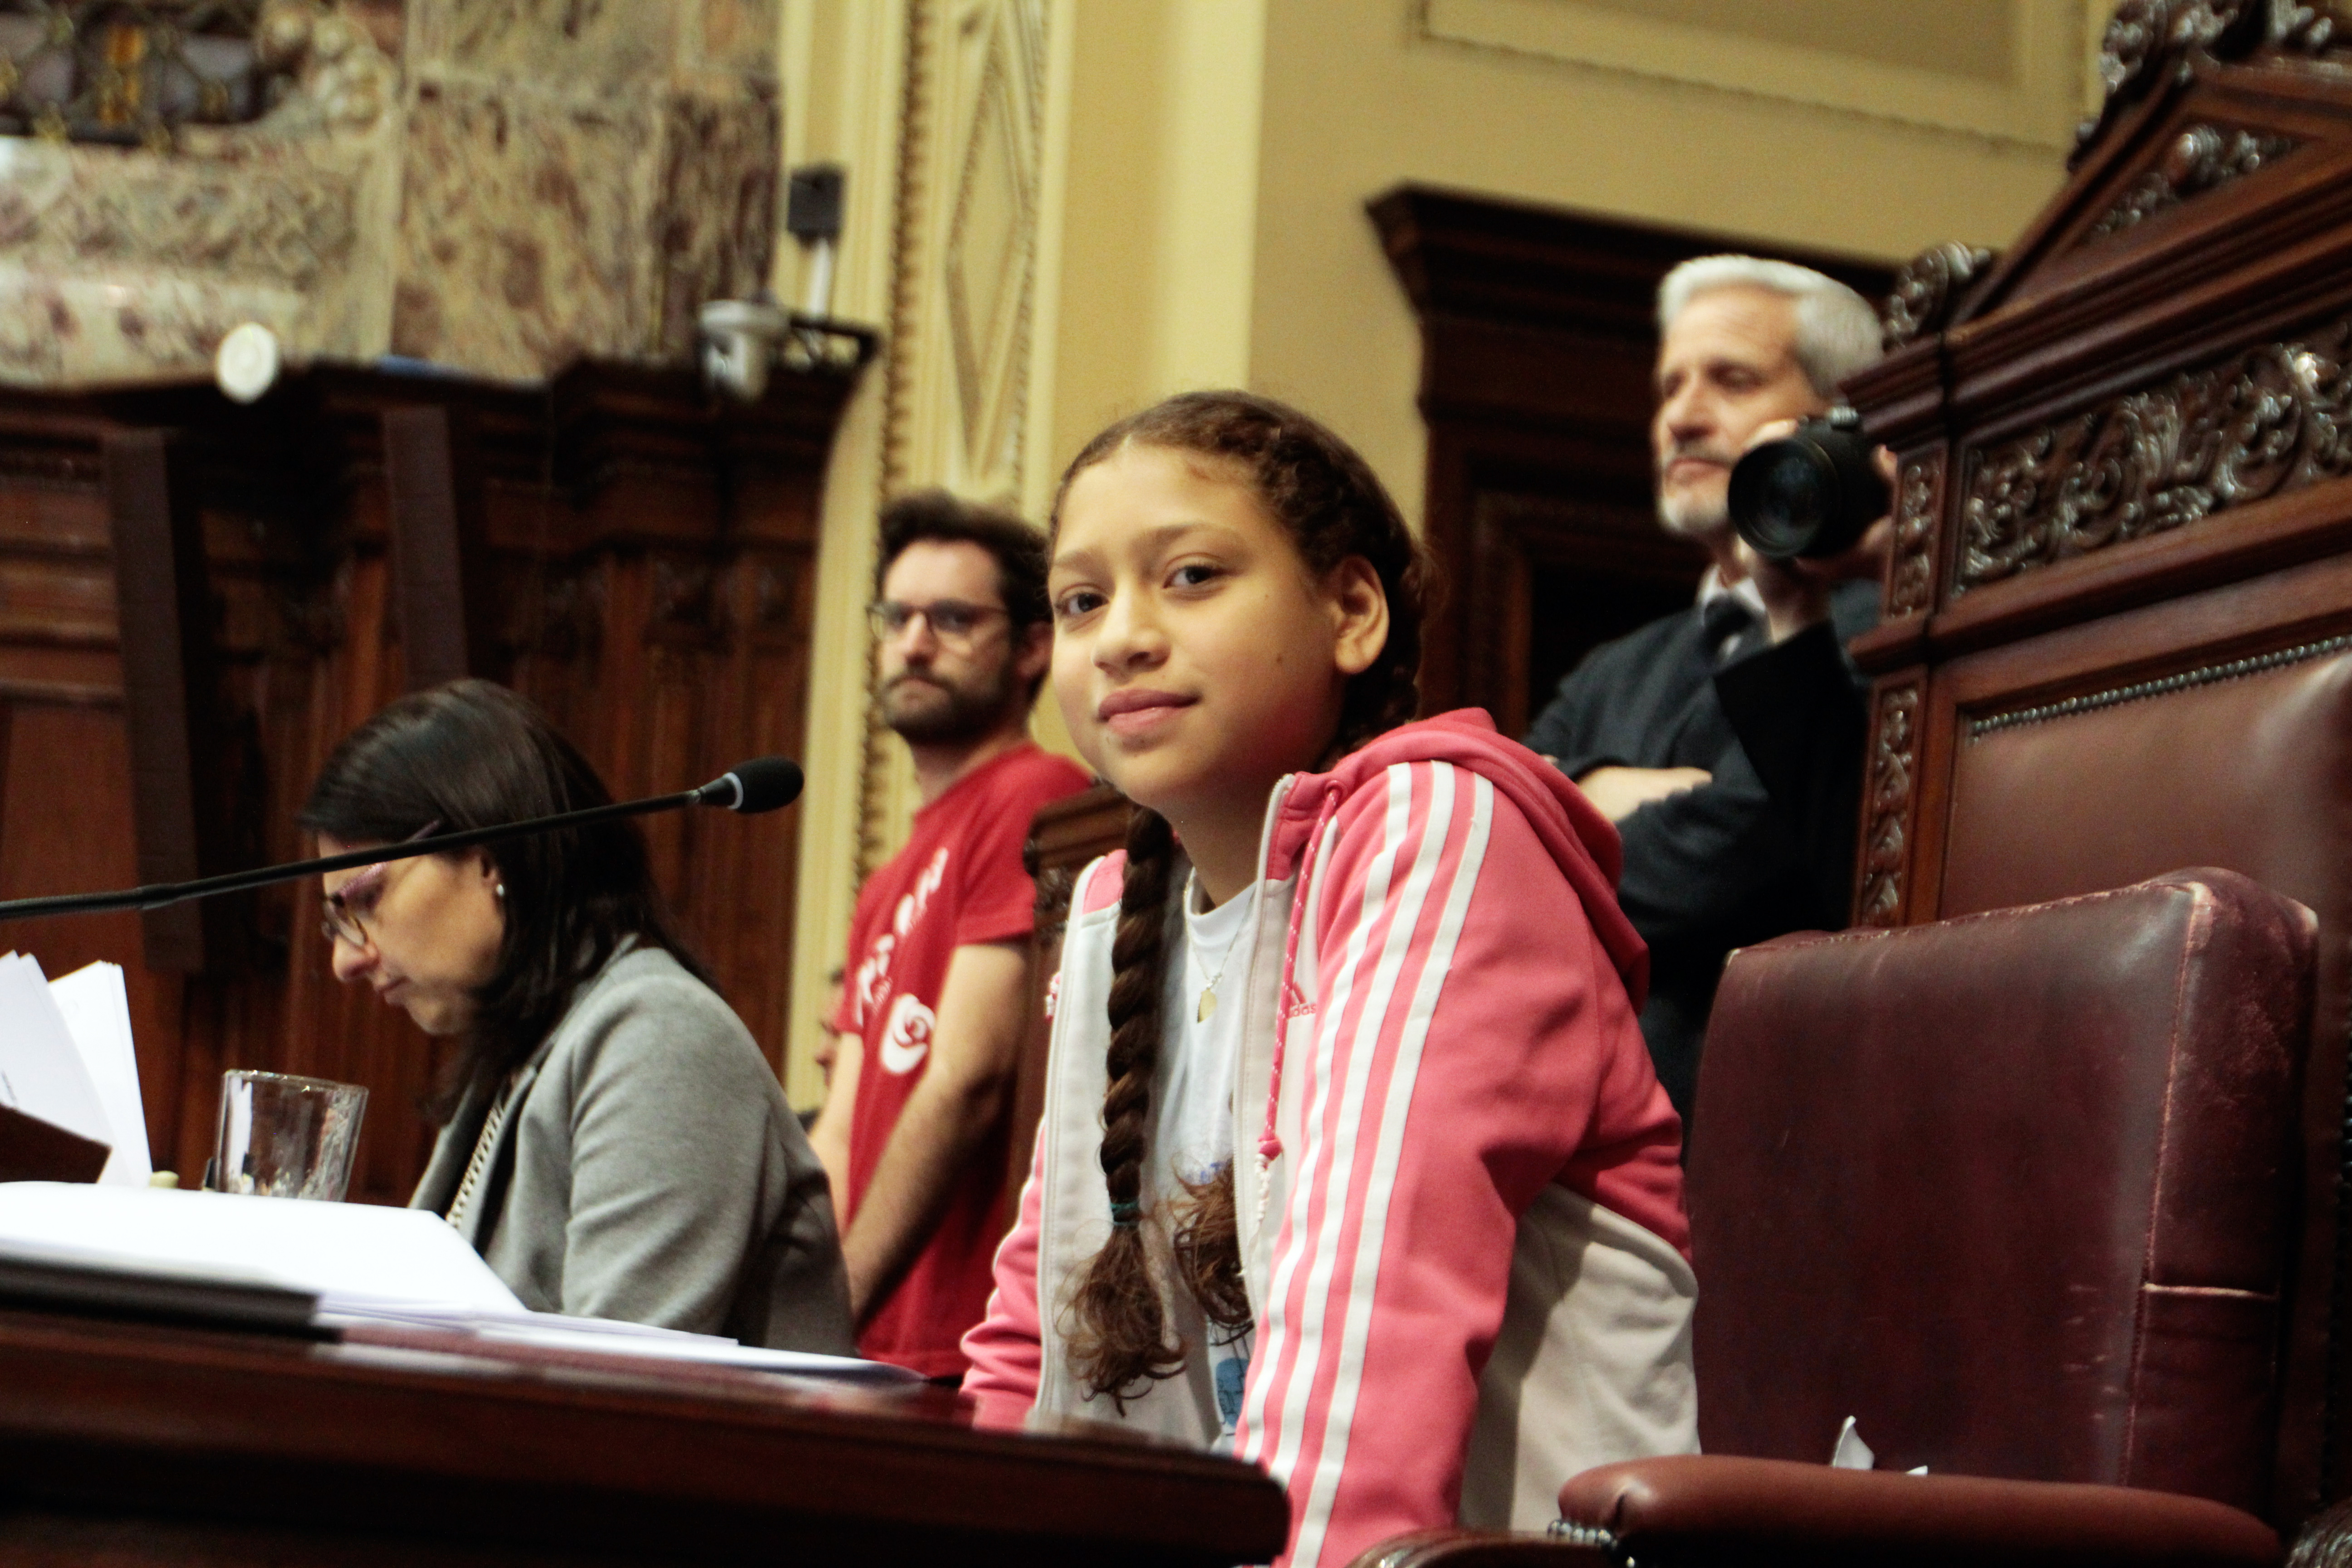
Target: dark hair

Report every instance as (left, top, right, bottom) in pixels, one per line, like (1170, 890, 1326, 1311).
(298, 679, 710, 1120)
(877, 489, 1052, 629)
(877, 490, 1054, 703)
(1048, 390, 1429, 1404)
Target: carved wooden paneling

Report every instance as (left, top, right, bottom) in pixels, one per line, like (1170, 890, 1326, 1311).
(1882, 244, 1995, 351)
(0, 354, 864, 1204)
(1839, 8, 2352, 1521)
(1854, 678, 1923, 929)
(1956, 314, 2352, 595)
(382, 405, 495, 691)
(103, 431, 240, 975)
(2084, 123, 2302, 239)
(2076, 0, 2352, 163)
(1886, 451, 1945, 619)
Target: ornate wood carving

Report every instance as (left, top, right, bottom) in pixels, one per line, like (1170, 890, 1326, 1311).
(2086, 123, 2301, 240)
(1886, 452, 1944, 617)
(2078, 1, 2265, 163)
(2078, 1, 2349, 164)
(1855, 680, 1922, 927)
(1882, 244, 1995, 350)
(1839, 2, 2352, 1519)
(1957, 314, 2352, 594)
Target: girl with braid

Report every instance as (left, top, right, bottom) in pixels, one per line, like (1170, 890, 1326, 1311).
(963, 392, 1696, 1566)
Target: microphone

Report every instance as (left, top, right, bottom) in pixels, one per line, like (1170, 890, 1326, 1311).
(691, 756, 803, 814)
(0, 759, 804, 927)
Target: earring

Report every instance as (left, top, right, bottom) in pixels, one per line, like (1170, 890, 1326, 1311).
(494, 883, 506, 900)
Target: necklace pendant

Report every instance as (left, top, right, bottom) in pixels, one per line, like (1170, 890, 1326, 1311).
(1196, 987, 1218, 1023)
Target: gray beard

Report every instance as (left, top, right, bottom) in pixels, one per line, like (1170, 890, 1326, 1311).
(1657, 489, 1730, 544)
(882, 665, 1021, 745)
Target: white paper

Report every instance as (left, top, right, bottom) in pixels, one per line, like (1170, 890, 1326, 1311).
(316, 1302, 921, 1381)
(0, 1183, 916, 1381)
(0, 954, 108, 1147)
(1830, 1415, 1875, 1470)
(1829, 1416, 1928, 1474)
(0, 1181, 523, 1313)
(47, 962, 148, 1186)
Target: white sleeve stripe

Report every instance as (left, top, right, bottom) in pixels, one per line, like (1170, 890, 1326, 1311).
(1239, 765, 1412, 1461)
(1289, 772, 1490, 1568)
(1260, 764, 1437, 1494)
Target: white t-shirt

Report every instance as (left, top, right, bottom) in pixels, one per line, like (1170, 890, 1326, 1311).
(1150, 870, 1259, 1444)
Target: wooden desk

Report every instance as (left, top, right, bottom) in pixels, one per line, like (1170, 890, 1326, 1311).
(0, 1308, 1287, 1567)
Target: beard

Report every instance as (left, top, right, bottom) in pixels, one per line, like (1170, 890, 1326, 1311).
(1656, 445, 1735, 543)
(882, 658, 1022, 744)
(1657, 486, 1730, 542)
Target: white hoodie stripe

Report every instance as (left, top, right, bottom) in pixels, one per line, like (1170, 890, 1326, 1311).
(1253, 764, 1476, 1565)
(1245, 767, 1411, 1475)
(1290, 771, 1491, 1568)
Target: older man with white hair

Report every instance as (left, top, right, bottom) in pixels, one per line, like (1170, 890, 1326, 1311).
(1524, 254, 1887, 1125)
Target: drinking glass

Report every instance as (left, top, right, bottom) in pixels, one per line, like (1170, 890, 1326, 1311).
(211, 1070, 368, 1201)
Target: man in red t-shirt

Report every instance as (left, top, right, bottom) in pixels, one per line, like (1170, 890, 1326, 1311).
(810, 492, 1090, 1376)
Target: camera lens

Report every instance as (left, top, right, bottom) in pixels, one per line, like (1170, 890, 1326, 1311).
(1727, 417, 1888, 561)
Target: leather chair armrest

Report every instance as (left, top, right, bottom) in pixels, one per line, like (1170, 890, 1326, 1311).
(1346, 1528, 1610, 1568)
(1560, 1456, 2279, 1568)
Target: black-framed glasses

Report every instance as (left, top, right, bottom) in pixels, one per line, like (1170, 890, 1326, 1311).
(320, 821, 441, 950)
(866, 599, 1010, 647)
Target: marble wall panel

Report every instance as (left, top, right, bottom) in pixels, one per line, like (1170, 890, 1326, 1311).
(390, 83, 659, 376)
(0, 268, 305, 387)
(0, 4, 405, 389)
(407, 0, 685, 91)
(0, 143, 361, 293)
(0, 0, 781, 387)
(649, 89, 780, 361)
(693, 0, 782, 83)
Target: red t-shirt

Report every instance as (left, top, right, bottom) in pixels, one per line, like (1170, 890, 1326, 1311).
(829, 742, 1091, 1374)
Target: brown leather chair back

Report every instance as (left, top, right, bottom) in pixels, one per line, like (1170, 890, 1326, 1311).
(1690, 869, 2315, 1518)
(1937, 644, 2352, 1515)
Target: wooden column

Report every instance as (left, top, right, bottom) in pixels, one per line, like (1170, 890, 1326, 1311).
(382, 405, 495, 691)
(102, 430, 236, 974)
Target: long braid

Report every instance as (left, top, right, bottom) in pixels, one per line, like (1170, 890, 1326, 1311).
(1174, 638, 1422, 1342)
(1055, 390, 1434, 1404)
(1067, 806, 1186, 1401)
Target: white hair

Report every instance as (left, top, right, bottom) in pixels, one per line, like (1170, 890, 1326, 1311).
(1657, 255, 1883, 397)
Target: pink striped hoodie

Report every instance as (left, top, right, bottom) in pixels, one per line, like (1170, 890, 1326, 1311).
(964, 710, 1697, 1565)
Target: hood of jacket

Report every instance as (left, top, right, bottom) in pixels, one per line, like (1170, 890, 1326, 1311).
(1264, 707, 1649, 1009)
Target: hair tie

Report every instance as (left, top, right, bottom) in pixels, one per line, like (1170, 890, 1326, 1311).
(1108, 1199, 1142, 1229)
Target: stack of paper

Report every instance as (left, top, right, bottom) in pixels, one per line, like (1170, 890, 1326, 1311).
(0, 1181, 912, 1382)
(0, 957, 147, 1186)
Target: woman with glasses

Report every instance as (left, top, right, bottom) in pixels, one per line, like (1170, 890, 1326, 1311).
(301, 679, 854, 1352)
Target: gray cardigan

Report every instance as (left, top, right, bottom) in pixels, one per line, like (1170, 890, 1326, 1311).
(411, 944, 854, 1353)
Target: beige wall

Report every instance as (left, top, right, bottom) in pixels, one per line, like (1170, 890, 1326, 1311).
(1040, 0, 1267, 475)
(1246, 0, 2088, 536)
(778, 0, 2107, 1107)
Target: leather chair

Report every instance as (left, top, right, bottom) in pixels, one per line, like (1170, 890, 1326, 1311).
(1351, 868, 2316, 1568)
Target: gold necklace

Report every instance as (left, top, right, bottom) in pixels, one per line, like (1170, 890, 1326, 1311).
(1191, 879, 1241, 1022)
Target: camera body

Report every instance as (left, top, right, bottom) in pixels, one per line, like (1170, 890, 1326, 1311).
(1726, 407, 1888, 561)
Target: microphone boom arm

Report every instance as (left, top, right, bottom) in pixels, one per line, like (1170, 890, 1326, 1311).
(0, 758, 799, 927)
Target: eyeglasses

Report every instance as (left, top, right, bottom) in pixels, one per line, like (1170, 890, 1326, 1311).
(866, 599, 1011, 647)
(320, 821, 441, 950)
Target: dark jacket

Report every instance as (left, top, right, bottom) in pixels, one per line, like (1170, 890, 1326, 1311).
(1522, 579, 1876, 1123)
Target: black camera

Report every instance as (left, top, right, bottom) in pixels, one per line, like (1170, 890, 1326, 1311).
(1725, 408, 1889, 561)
